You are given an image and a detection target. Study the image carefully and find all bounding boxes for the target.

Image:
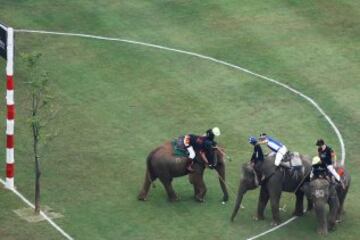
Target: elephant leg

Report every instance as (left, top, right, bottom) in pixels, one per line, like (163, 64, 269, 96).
(269, 186, 282, 225)
(302, 182, 313, 211)
(307, 198, 313, 212)
(216, 164, 229, 202)
(336, 187, 349, 222)
(189, 173, 200, 197)
(256, 185, 269, 220)
(328, 189, 340, 231)
(191, 174, 207, 202)
(160, 178, 178, 202)
(293, 190, 304, 216)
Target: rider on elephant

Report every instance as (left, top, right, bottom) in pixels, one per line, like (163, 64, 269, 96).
(311, 139, 340, 182)
(258, 133, 287, 167)
(248, 136, 264, 186)
(249, 136, 264, 166)
(182, 127, 221, 171)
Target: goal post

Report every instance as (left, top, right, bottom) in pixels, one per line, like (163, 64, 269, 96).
(0, 22, 15, 189)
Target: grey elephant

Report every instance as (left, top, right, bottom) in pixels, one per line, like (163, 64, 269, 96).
(231, 153, 312, 225)
(302, 168, 350, 235)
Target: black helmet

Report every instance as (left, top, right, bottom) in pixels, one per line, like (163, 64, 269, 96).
(316, 139, 325, 146)
(206, 129, 215, 141)
(259, 133, 267, 140)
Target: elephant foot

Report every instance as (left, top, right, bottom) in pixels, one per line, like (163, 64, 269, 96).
(317, 229, 328, 236)
(168, 195, 179, 202)
(253, 215, 265, 221)
(328, 222, 337, 232)
(222, 195, 229, 203)
(195, 196, 205, 203)
(336, 213, 344, 223)
(292, 210, 304, 217)
(137, 192, 147, 201)
(271, 220, 280, 226)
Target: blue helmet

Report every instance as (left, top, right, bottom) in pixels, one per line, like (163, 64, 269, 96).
(248, 136, 257, 145)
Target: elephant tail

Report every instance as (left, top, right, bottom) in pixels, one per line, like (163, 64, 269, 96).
(146, 148, 158, 183)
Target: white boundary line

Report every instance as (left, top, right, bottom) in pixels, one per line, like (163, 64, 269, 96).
(246, 216, 297, 240)
(0, 178, 74, 240)
(12, 29, 346, 240)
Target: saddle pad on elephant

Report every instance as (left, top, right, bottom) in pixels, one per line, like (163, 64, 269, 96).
(283, 152, 303, 167)
(283, 152, 304, 180)
(290, 152, 302, 167)
(171, 139, 189, 157)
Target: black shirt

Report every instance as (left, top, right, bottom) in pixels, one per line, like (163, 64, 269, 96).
(312, 145, 334, 178)
(188, 134, 214, 151)
(318, 145, 333, 166)
(251, 144, 264, 164)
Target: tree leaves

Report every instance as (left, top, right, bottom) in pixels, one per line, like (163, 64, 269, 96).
(21, 51, 59, 151)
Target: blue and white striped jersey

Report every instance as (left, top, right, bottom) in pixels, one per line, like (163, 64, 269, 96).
(266, 136, 284, 152)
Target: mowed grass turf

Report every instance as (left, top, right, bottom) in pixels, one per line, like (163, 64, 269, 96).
(0, 1, 359, 240)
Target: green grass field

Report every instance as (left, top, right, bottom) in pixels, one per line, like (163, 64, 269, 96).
(0, 1, 359, 239)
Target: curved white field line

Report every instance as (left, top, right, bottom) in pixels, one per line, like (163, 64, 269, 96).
(0, 178, 74, 240)
(12, 29, 346, 239)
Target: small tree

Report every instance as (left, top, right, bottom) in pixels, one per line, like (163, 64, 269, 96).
(22, 52, 58, 214)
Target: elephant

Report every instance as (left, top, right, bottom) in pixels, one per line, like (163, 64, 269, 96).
(302, 168, 350, 235)
(231, 153, 312, 225)
(138, 141, 229, 202)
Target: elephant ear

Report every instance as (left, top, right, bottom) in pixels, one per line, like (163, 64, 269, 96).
(241, 163, 254, 177)
(259, 155, 277, 178)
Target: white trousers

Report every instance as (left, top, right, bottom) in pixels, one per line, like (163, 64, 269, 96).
(274, 145, 288, 166)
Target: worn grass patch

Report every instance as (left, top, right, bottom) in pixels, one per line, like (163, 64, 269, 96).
(13, 206, 63, 223)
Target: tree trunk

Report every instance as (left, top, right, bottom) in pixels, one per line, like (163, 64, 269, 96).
(33, 120, 41, 215)
(32, 91, 42, 215)
(35, 154, 41, 214)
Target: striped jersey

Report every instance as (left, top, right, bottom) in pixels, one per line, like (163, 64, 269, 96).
(266, 136, 284, 152)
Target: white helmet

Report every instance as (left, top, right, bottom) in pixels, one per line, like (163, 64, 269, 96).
(212, 127, 221, 137)
(312, 156, 321, 165)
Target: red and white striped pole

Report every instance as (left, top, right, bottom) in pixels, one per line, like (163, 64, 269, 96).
(5, 27, 15, 189)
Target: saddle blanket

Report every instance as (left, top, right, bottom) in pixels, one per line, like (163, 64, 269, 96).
(171, 139, 188, 157)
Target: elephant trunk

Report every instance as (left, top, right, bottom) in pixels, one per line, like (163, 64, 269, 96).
(230, 181, 247, 221)
(216, 164, 229, 202)
(314, 200, 328, 235)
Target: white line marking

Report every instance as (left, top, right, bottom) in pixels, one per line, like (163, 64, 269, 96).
(13, 29, 346, 239)
(0, 178, 74, 240)
(246, 216, 298, 240)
